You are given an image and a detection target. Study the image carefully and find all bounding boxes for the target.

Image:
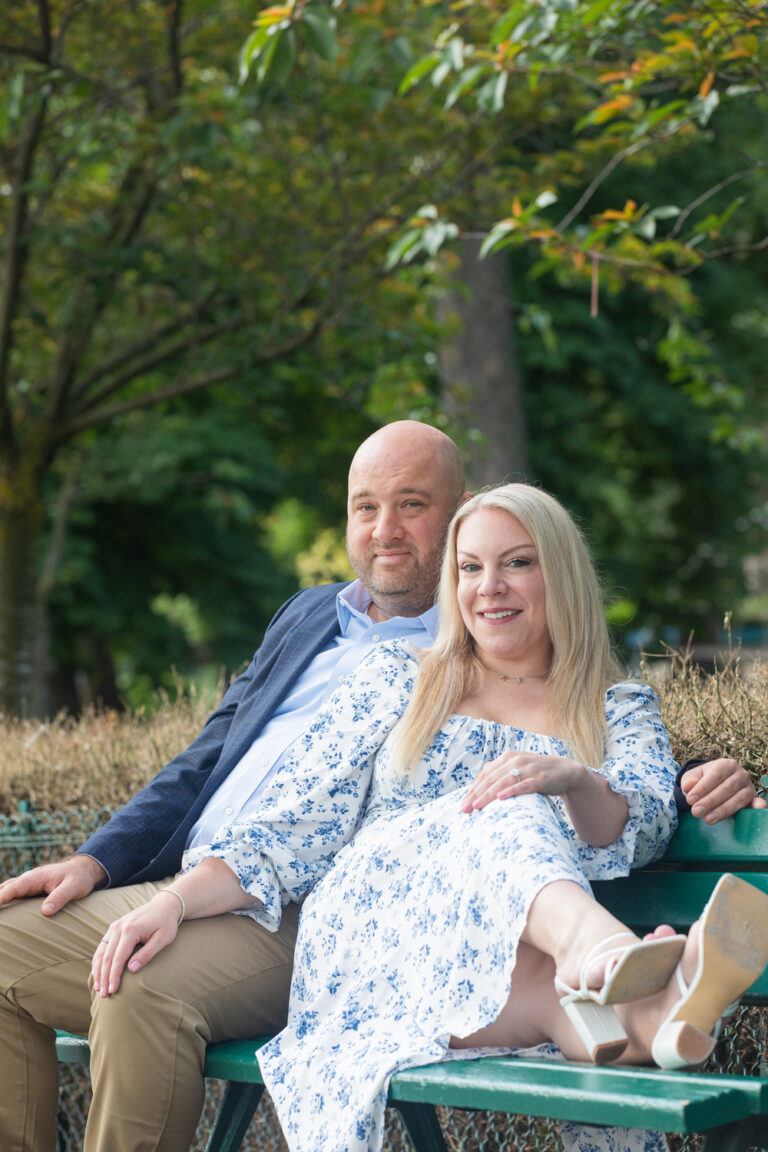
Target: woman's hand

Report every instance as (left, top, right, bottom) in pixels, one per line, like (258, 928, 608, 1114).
(461, 751, 588, 813)
(92, 891, 181, 997)
(460, 750, 629, 847)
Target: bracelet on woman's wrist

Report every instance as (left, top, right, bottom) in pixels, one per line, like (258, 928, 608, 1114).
(156, 887, 186, 924)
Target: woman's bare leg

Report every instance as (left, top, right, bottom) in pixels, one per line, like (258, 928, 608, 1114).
(451, 930, 682, 1059)
(450, 941, 576, 1052)
(451, 880, 681, 1059)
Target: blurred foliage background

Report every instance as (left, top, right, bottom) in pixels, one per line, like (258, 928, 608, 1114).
(1, 0, 767, 716)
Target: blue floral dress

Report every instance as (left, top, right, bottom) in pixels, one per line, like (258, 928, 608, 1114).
(183, 641, 678, 1152)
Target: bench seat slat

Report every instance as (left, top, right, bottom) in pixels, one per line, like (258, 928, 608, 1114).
(389, 1057, 766, 1133)
(55, 1033, 768, 1137)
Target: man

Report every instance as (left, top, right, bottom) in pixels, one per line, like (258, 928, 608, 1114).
(0, 420, 759, 1152)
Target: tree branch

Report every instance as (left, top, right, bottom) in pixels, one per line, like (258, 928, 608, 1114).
(681, 235, 768, 268)
(669, 162, 768, 239)
(167, 0, 184, 97)
(69, 317, 245, 418)
(0, 41, 47, 61)
(0, 92, 49, 446)
(36, 0, 51, 59)
(556, 124, 682, 233)
(54, 313, 328, 445)
(70, 298, 216, 400)
(44, 171, 158, 425)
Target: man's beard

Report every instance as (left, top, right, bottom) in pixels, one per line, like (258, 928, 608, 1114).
(352, 547, 441, 604)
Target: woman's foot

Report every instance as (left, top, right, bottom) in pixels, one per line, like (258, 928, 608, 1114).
(554, 926, 686, 1064)
(556, 923, 685, 1003)
(618, 874, 768, 1068)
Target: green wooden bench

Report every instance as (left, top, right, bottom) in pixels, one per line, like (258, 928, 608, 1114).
(56, 809, 768, 1152)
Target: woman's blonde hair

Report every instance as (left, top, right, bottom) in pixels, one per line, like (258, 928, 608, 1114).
(392, 483, 624, 775)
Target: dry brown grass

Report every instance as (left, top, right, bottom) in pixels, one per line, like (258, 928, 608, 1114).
(642, 647, 768, 783)
(0, 682, 217, 816)
(1, 650, 767, 817)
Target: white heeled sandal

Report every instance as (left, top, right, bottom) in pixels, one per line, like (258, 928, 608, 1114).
(556, 931, 686, 1065)
(652, 873, 768, 1070)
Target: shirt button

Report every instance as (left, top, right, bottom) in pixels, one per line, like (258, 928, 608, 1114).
(225, 806, 233, 816)
(372, 633, 381, 642)
(261, 758, 269, 767)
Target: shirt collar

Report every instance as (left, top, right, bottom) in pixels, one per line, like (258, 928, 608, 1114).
(337, 579, 439, 641)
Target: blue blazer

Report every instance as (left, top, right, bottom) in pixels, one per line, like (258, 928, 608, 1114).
(78, 583, 347, 887)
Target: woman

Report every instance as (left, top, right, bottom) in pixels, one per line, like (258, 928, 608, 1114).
(93, 484, 768, 1152)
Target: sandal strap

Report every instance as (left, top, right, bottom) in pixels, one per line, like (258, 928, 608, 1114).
(578, 932, 638, 994)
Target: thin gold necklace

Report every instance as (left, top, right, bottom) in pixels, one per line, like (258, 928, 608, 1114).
(480, 662, 549, 685)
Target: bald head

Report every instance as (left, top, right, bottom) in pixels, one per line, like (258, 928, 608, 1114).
(346, 421, 467, 620)
(349, 421, 465, 504)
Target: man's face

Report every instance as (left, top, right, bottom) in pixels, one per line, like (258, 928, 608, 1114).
(346, 450, 457, 620)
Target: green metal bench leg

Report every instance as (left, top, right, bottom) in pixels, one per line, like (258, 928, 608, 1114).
(203, 1082, 265, 1152)
(394, 1101, 447, 1152)
(700, 1117, 763, 1152)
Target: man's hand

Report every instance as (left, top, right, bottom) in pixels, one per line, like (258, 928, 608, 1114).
(0, 854, 107, 914)
(681, 758, 767, 824)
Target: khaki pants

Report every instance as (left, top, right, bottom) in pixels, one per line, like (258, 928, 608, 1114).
(0, 882, 299, 1152)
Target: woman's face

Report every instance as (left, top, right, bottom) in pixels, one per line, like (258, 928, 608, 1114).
(456, 507, 552, 673)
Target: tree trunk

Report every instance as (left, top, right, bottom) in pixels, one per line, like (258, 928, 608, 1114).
(0, 495, 41, 717)
(438, 237, 528, 489)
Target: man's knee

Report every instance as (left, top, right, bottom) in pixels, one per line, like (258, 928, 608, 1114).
(91, 905, 300, 1042)
(0, 899, 69, 995)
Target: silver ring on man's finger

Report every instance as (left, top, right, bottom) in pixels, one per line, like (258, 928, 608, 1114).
(510, 769, 521, 782)
(101, 937, 110, 944)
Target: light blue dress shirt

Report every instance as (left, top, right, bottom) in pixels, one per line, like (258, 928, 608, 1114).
(186, 580, 438, 852)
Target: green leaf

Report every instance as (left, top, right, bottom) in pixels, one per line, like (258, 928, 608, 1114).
(648, 205, 681, 221)
(534, 190, 558, 209)
(476, 70, 507, 114)
(398, 53, 441, 95)
(238, 27, 269, 84)
(479, 219, 516, 258)
(644, 100, 688, 129)
(694, 89, 720, 126)
(384, 229, 422, 271)
(448, 37, 465, 71)
(269, 27, 296, 85)
(697, 197, 745, 236)
(421, 221, 458, 255)
(491, 3, 531, 47)
(444, 65, 488, 110)
(635, 215, 657, 240)
(255, 29, 282, 86)
(300, 8, 338, 63)
(431, 60, 452, 88)
(582, 0, 618, 25)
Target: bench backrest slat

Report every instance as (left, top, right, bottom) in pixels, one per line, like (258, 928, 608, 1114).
(655, 811, 768, 869)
